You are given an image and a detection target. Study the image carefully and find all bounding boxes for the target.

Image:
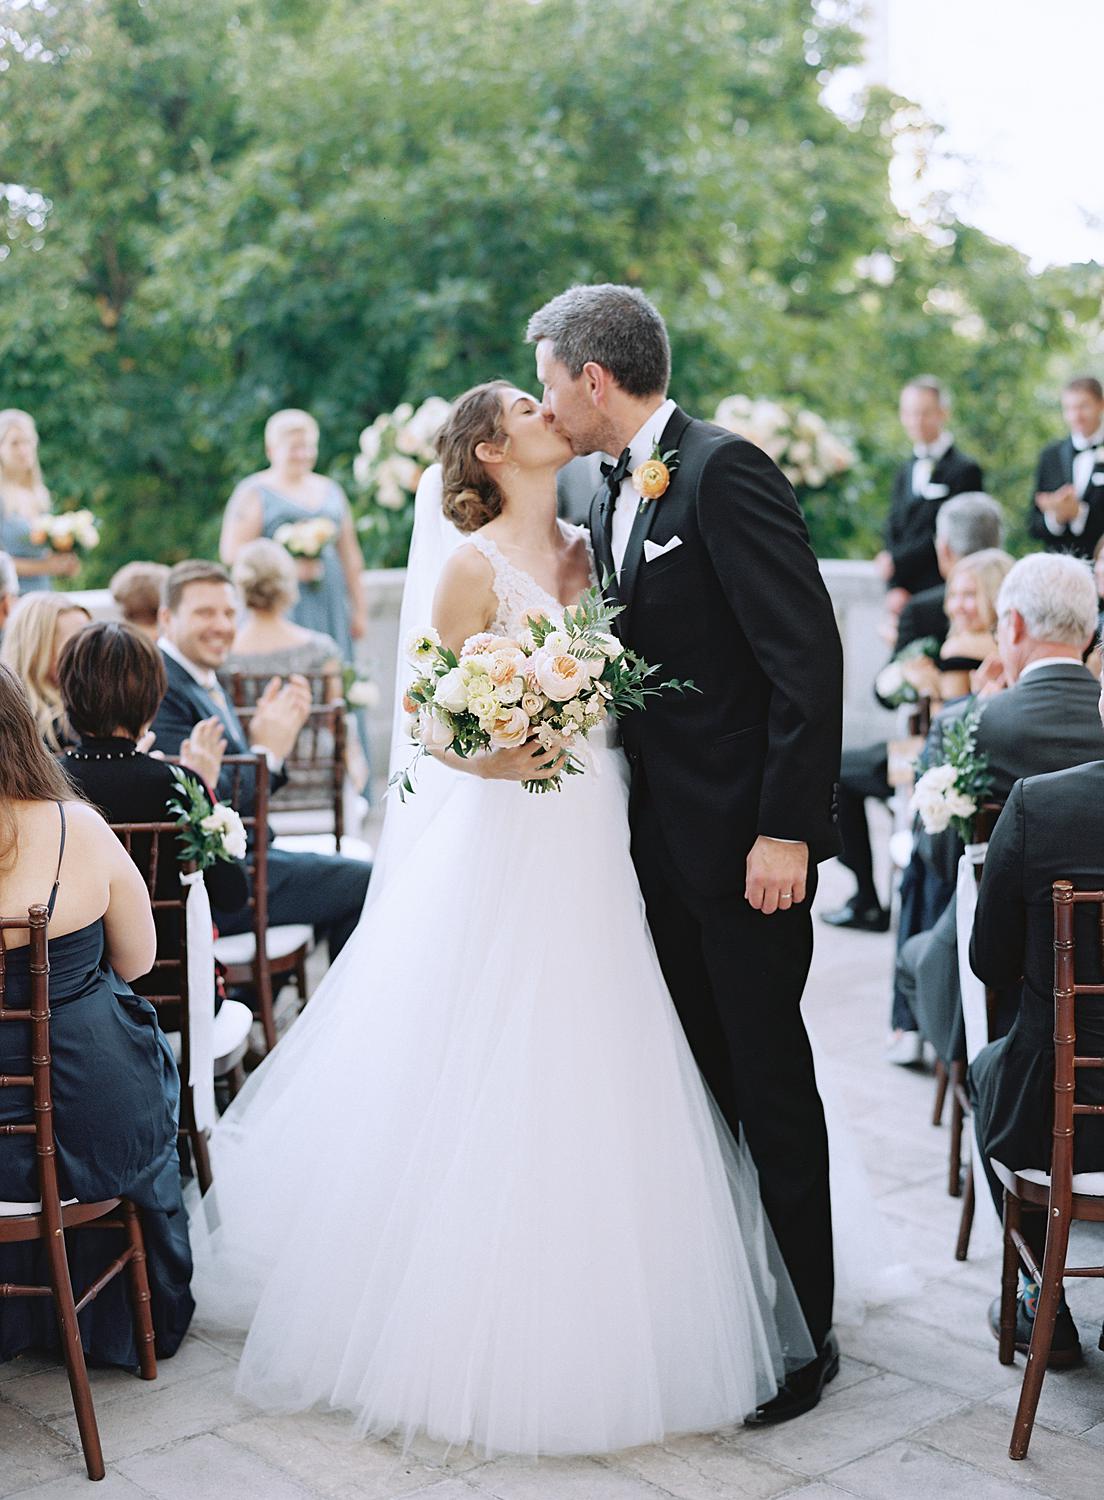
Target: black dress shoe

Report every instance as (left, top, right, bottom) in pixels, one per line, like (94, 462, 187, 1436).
(820, 900, 890, 933)
(988, 1295, 1081, 1368)
(744, 1332, 840, 1426)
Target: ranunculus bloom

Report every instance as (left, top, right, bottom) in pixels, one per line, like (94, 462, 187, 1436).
(521, 691, 544, 717)
(489, 706, 531, 750)
(533, 648, 588, 703)
(632, 459, 671, 501)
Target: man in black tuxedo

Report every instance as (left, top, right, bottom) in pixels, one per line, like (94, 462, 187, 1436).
(897, 553, 1104, 1069)
(874, 376, 983, 616)
(825, 491, 1004, 935)
(1028, 376, 1104, 559)
(151, 561, 371, 960)
(527, 285, 843, 1424)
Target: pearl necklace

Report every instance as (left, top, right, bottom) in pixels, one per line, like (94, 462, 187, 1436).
(65, 747, 139, 761)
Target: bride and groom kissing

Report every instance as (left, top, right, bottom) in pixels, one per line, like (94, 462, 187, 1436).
(198, 284, 846, 1454)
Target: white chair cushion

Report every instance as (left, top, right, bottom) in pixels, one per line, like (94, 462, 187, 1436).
(213, 924, 314, 967)
(992, 1158, 1104, 1197)
(273, 833, 373, 863)
(166, 998, 254, 1070)
(0, 1197, 79, 1217)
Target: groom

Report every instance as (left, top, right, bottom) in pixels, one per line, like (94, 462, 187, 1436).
(527, 285, 844, 1424)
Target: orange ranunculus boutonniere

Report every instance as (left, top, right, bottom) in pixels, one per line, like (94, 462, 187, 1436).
(631, 440, 680, 513)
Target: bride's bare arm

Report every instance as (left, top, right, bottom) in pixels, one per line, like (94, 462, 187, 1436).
(426, 545, 564, 783)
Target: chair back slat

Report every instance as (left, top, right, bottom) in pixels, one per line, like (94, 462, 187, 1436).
(1050, 880, 1104, 1196)
(0, 907, 59, 1219)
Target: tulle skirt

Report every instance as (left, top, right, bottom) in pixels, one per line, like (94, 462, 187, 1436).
(193, 739, 818, 1455)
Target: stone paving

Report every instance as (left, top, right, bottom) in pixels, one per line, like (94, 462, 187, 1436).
(4, 855, 1104, 1499)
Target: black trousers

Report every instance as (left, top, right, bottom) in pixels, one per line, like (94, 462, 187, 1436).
(837, 743, 892, 904)
(630, 779, 834, 1351)
(215, 847, 372, 960)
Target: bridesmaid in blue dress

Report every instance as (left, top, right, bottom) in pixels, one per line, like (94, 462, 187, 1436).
(220, 408, 367, 661)
(0, 668, 193, 1367)
(0, 410, 82, 593)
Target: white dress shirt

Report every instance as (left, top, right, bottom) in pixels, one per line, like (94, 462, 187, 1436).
(1017, 655, 1087, 680)
(1043, 422, 1104, 538)
(910, 430, 954, 500)
(610, 398, 678, 575)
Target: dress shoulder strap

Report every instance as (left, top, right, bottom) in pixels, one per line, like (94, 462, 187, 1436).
(47, 801, 66, 919)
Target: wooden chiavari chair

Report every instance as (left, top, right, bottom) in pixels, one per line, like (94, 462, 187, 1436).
(997, 880, 1104, 1459)
(0, 904, 156, 1481)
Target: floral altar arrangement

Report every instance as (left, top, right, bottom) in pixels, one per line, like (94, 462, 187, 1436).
(352, 396, 452, 570)
(396, 588, 694, 796)
(712, 396, 855, 491)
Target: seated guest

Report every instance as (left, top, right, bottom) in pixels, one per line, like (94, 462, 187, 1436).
(825, 523, 1008, 937)
(0, 549, 19, 635)
(893, 553, 1104, 1066)
(874, 376, 984, 616)
(110, 560, 169, 642)
(151, 561, 371, 959)
(0, 666, 193, 1367)
(1028, 376, 1104, 559)
(57, 620, 248, 923)
(224, 537, 342, 691)
(969, 739, 1104, 1365)
(0, 593, 91, 749)
(893, 492, 1004, 655)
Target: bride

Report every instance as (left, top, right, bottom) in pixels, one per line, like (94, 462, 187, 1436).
(195, 381, 893, 1456)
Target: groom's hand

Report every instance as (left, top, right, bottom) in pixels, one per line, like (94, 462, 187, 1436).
(745, 837, 808, 915)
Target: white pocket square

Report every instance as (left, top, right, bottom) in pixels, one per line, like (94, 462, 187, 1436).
(1092, 473, 1104, 486)
(643, 535, 683, 562)
(922, 482, 950, 500)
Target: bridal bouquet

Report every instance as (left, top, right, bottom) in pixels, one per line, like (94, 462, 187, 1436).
(909, 707, 992, 838)
(712, 396, 855, 490)
(274, 516, 337, 557)
(168, 769, 248, 866)
(395, 588, 694, 796)
(29, 508, 100, 554)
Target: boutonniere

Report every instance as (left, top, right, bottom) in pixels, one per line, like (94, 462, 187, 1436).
(632, 440, 680, 514)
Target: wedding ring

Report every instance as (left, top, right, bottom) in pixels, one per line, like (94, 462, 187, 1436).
(779, 892, 793, 903)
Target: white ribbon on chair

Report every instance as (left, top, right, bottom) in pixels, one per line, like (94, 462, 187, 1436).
(180, 870, 216, 1133)
(956, 841, 1001, 1250)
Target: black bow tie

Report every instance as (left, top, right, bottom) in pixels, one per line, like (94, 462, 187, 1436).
(600, 447, 633, 503)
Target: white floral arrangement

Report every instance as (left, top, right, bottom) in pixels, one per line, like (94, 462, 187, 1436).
(29, 508, 100, 554)
(168, 769, 248, 867)
(273, 516, 337, 558)
(353, 397, 453, 511)
(713, 395, 855, 490)
(341, 665, 381, 710)
(396, 589, 695, 796)
(908, 708, 992, 838)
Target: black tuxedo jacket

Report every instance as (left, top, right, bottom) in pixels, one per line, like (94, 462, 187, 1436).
(970, 762, 1104, 1177)
(151, 650, 287, 824)
(920, 663, 1104, 885)
(896, 583, 949, 653)
(1027, 436, 1104, 558)
(884, 445, 984, 594)
(589, 405, 842, 894)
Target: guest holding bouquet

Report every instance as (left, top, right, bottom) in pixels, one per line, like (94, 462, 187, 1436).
(0, 410, 83, 591)
(220, 408, 367, 660)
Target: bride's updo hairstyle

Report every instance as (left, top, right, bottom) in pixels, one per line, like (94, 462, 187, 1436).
(438, 381, 512, 534)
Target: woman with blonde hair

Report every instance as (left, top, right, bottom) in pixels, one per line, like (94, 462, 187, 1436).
(0, 410, 81, 590)
(219, 409, 367, 661)
(0, 593, 91, 749)
(899, 547, 1014, 703)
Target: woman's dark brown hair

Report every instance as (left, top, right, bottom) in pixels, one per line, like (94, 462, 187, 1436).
(0, 665, 83, 874)
(437, 380, 512, 533)
(57, 621, 168, 740)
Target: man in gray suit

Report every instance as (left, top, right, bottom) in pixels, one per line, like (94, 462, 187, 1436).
(898, 553, 1104, 1066)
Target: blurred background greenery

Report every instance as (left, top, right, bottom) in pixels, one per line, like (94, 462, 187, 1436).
(2, 0, 1101, 579)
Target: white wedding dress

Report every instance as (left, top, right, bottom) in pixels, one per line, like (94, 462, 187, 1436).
(193, 475, 910, 1456)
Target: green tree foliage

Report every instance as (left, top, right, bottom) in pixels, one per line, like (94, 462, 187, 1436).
(1, 0, 1100, 578)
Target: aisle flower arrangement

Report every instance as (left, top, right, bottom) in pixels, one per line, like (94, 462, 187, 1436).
(352, 396, 452, 568)
(712, 396, 855, 490)
(909, 707, 992, 838)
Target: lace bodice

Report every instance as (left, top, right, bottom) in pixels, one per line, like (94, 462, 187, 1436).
(466, 523, 597, 639)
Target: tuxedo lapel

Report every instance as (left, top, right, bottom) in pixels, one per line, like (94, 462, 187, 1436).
(1062, 435, 1077, 486)
(588, 481, 620, 608)
(618, 406, 693, 620)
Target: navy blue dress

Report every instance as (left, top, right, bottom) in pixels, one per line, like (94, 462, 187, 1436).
(0, 806, 194, 1366)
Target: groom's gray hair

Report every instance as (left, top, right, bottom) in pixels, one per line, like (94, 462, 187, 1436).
(526, 284, 670, 398)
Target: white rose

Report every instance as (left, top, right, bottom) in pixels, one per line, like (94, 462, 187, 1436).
(358, 425, 383, 462)
(346, 679, 380, 708)
(433, 666, 469, 712)
(200, 805, 247, 861)
(416, 708, 454, 751)
(494, 675, 524, 705)
(488, 706, 530, 750)
(521, 691, 544, 717)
